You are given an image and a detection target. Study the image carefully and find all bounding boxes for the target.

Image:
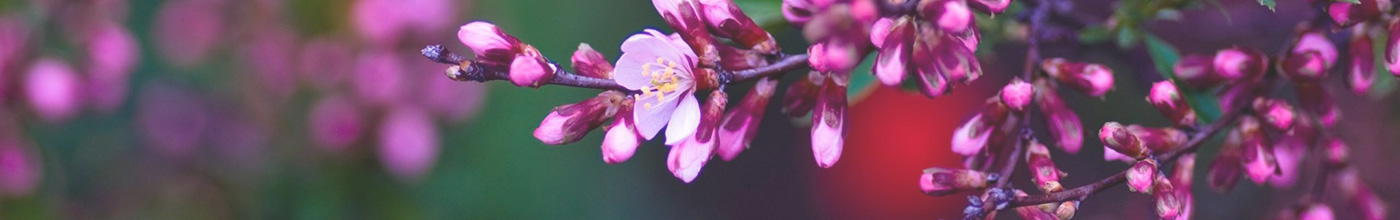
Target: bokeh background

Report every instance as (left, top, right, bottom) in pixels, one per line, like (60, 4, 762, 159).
(0, 0, 1396, 219)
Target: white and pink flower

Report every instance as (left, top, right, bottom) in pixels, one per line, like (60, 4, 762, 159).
(614, 29, 702, 145)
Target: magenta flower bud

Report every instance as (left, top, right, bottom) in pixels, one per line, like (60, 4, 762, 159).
(717, 78, 777, 161)
(1240, 134, 1276, 184)
(1330, 0, 1386, 27)
(870, 18, 893, 48)
(378, 107, 440, 182)
(912, 29, 981, 97)
(1252, 98, 1297, 132)
(1388, 22, 1400, 75)
(1296, 82, 1339, 128)
(807, 42, 862, 74)
(1173, 54, 1223, 88)
(872, 17, 915, 86)
(1209, 130, 1244, 193)
(1213, 46, 1268, 81)
(458, 21, 522, 67)
(1349, 28, 1377, 95)
(667, 91, 727, 182)
(1216, 79, 1263, 113)
(1041, 58, 1114, 97)
(602, 100, 643, 164)
(952, 105, 1004, 156)
(699, 0, 778, 53)
(1127, 159, 1159, 193)
(1299, 204, 1335, 220)
(919, 0, 973, 33)
(654, 0, 721, 67)
(1129, 125, 1187, 153)
(811, 81, 847, 168)
(1280, 51, 1330, 82)
(1269, 139, 1305, 189)
(535, 91, 625, 145)
(1172, 153, 1196, 190)
(1323, 138, 1350, 168)
(1035, 81, 1083, 153)
(154, 0, 224, 67)
(1001, 78, 1034, 112)
(309, 96, 364, 152)
(783, 72, 824, 116)
(25, 59, 82, 122)
(1148, 81, 1198, 127)
(509, 48, 555, 88)
(967, 0, 1011, 14)
(1336, 169, 1389, 220)
(1293, 31, 1340, 67)
(572, 43, 614, 79)
(1026, 142, 1066, 193)
(1099, 122, 1150, 159)
(920, 167, 990, 196)
(0, 140, 40, 197)
(1153, 175, 1182, 219)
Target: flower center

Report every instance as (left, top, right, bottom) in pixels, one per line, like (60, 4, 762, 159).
(635, 57, 684, 109)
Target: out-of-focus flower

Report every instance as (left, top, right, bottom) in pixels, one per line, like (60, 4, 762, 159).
(1208, 127, 1245, 193)
(1348, 27, 1377, 95)
(918, 0, 973, 33)
(155, 0, 225, 67)
(84, 21, 138, 113)
(1041, 58, 1114, 97)
(615, 29, 702, 145)
(1279, 31, 1337, 82)
(667, 91, 726, 182)
(0, 139, 39, 197)
(1299, 204, 1335, 220)
(1035, 80, 1082, 153)
(967, 0, 1012, 14)
(412, 59, 486, 122)
(1269, 137, 1305, 189)
(298, 38, 354, 91)
(241, 26, 299, 100)
(309, 95, 364, 152)
(1173, 54, 1221, 89)
(0, 18, 27, 101)
(1328, 0, 1388, 27)
(1000, 78, 1034, 112)
(804, 5, 872, 75)
(378, 107, 440, 182)
(1388, 22, 1400, 75)
(1235, 117, 1276, 184)
(137, 84, 209, 158)
(811, 78, 846, 168)
(1213, 46, 1268, 81)
(699, 0, 778, 53)
(25, 59, 82, 122)
(602, 99, 643, 164)
(1295, 82, 1339, 128)
(783, 72, 824, 117)
(1252, 98, 1297, 132)
(920, 167, 989, 196)
(534, 91, 624, 145)
(1323, 138, 1350, 168)
(1148, 81, 1197, 127)
(717, 78, 777, 161)
(1336, 168, 1389, 220)
(353, 0, 453, 44)
(353, 50, 405, 105)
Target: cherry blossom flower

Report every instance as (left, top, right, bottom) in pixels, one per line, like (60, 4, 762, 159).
(614, 29, 702, 145)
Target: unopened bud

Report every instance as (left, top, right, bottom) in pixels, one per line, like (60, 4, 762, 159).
(1042, 58, 1115, 97)
(920, 167, 990, 196)
(1296, 82, 1340, 128)
(534, 91, 624, 145)
(1349, 27, 1377, 95)
(1173, 54, 1223, 88)
(783, 72, 824, 116)
(509, 47, 555, 87)
(1026, 142, 1066, 193)
(812, 80, 847, 168)
(1036, 80, 1083, 153)
(1280, 31, 1338, 82)
(457, 21, 522, 67)
(602, 99, 643, 164)
(1252, 98, 1297, 132)
(1154, 175, 1181, 219)
(1209, 128, 1245, 193)
(872, 17, 915, 86)
(919, 0, 973, 34)
(1001, 78, 1034, 112)
(717, 78, 777, 161)
(1213, 46, 1268, 81)
(1128, 159, 1160, 193)
(1148, 81, 1198, 127)
(572, 43, 613, 79)
(1100, 122, 1150, 159)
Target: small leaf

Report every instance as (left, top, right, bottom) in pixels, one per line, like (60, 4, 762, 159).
(1257, 0, 1276, 11)
(735, 0, 789, 30)
(1078, 26, 1112, 44)
(847, 54, 879, 103)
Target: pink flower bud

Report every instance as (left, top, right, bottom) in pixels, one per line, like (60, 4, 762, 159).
(1171, 153, 1196, 191)
(509, 48, 555, 88)
(309, 96, 364, 152)
(1041, 58, 1114, 97)
(952, 113, 995, 156)
(1281, 51, 1330, 82)
(1099, 122, 1149, 159)
(534, 91, 624, 145)
(783, 72, 824, 116)
(919, 0, 973, 33)
(812, 80, 847, 168)
(967, 0, 1011, 14)
(602, 100, 643, 164)
(1292, 31, 1340, 68)
(870, 18, 893, 48)
(1323, 138, 1350, 168)
(717, 78, 777, 161)
(1349, 28, 1377, 95)
(1252, 98, 1297, 132)
(1154, 175, 1182, 219)
(807, 41, 862, 74)
(1330, 0, 1386, 27)
(1127, 159, 1159, 193)
(1336, 168, 1388, 220)
(913, 29, 981, 97)
(458, 21, 521, 66)
(1148, 81, 1198, 127)
(1001, 78, 1034, 112)
(654, 0, 721, 67)
(667, 91, 726, 182)
(1213, 47, 1268, 81)
(1269, 138, 1305, 189)
(920, 167, 989, 196)
(572, 43, 614, 79)
(25, 59, 82, 122)
(1296, 82, 1339, 128)
(1130, 125, 1187, 153)
(0, 140, 40, 197)
(1035, 80, 1083, 153)
(1300, 204, 1335, 220)
(1240, 134, 1276, 184)
(378, 107, 440, 182)
(699, 0, 777, 53)
(1173, 54, 1223, 88)
(872, 17, 915, 86)
(1026, 142, 1065, 193)
(1208, 130, 1244, 193)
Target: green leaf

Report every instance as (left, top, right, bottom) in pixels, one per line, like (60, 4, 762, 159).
(1115, 27, 1140, 49)
(847, 54, 879, 103)
(735, 0, 789, 30)
(1257, 0, 1276, 11)
(1143, 34, 1223, 121)
(1078, 26, 1112, 44)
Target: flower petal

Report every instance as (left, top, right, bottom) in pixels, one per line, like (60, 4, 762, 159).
(632, 97, 679, 141)
(664, 94, 702, 145)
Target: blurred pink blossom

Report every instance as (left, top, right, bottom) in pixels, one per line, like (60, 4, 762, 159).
(0, 139, 39, 197)
(309, 95, 365, 152)
(137, 84, 209, 158)
(378, 107, 440, 182)
(85, 21, 139, 112)
(25, 59, 83, 122)
(155, 0, 225, 67)
(241, 25, 299, 99)
(353, 50, 405, 106)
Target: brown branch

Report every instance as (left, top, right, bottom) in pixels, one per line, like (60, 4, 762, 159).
(1008, 108, 1245, 207)
(421, 45, 809, 92)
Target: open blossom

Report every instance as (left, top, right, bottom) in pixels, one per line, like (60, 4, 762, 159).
(615, 29, 702, 145)
(811, 78, 847, 168)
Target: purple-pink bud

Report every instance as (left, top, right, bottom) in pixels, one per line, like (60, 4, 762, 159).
(1035, 80, 1083, 153)
(1296, 82, 1340, 128)
(1001, 78, 1034, 112)
(667, 91, 727, 183)
(1127, 159, 1159, 193)
(1252, 98, 1297, 132)
(534, 91, 624, 145)
(1209, 130, 1244, 193)
(1336, 169, 1389, 220)
(1213, 46, 1268, 81)
(912, 31, 980, 97)
(572, 43, 614, 79)
(1026, 142, 1065, 193)
(1330, 0, 1386, 27)
(602, 100, 643, 164)
(1292, 31, 1340, 68)
(1323, 138, 1350, 168)
(967, 0, 1011, 14)
(458, 21, 521, 66)
(1349, 27, 1377, 95)
(25, 59, 82, 122)
(699, 0, 777, 53)
(1300, 204, 1335, 220)
(1174, 54, 1222, 88)
(920, 167, 990, 196)
(783, 72, 824, 116)
(1099, 122, 1149, 159)
(812, 80, 847, 168)
(919, 0, 973, 34)
(717, 78, 777, 161)
(1240, 134, 1276, 184)
(872, 17, 915, 86)
(654, 0, 721, 67)
(509, 48, 555, 88)
(1153, 175, 1182, 219)
(1148, 81, 1198, 127)
(781, 0, 817, 27)
(1128, 125, 1187, 153)
(1387, 22, 1400, 75)
(1041, 58, 1115, 97)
